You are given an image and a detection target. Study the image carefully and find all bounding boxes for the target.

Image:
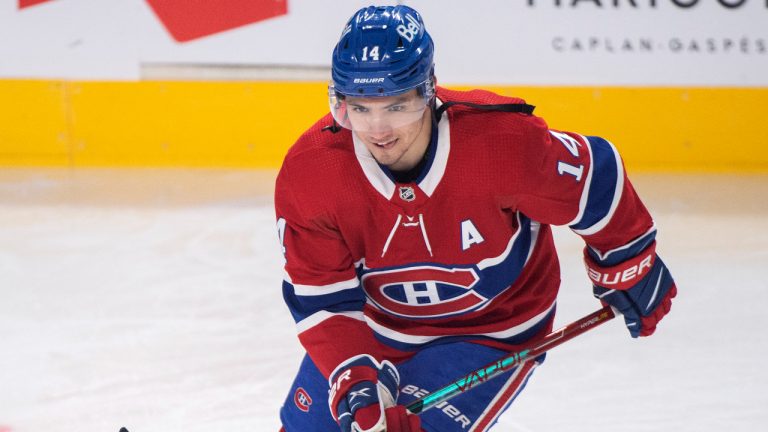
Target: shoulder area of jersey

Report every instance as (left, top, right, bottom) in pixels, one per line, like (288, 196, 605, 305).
(436, 86, 548, 132)
(436, 86, 526, 110)
(284, 112, 354, 161)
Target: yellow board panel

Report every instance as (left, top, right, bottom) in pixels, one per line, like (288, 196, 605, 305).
(479, 86, 768, 172)
(0, 80, 71, 165)
(1, 79, 767, 171)
(67, 81, 328, 167)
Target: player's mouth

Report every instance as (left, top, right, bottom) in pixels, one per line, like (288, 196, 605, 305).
(371, 138, 397, 150)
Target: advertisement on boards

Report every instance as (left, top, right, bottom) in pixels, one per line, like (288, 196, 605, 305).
(1, 0, 766, 85)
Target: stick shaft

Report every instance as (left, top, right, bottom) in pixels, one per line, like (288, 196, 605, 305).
(406, 306, 616, 414)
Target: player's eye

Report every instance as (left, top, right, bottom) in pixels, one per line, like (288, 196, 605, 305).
(351, 106, 369, 113)
(388, 105, 406, 112)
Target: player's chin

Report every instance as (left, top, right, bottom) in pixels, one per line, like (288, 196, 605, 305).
(373, 152, 403, 169)
(369, 143, 399, 160)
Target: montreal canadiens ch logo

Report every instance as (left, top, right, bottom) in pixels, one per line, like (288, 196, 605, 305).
(294, 387, 313, 412)
(361, 266, 486, 318)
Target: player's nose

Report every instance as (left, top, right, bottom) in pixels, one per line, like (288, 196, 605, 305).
(367, 131, 394, 142)
(364, 112, 394, 132)
(367, 124, 394, 138)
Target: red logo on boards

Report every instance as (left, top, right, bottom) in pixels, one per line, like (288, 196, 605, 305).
(18, 0, 288, 42)
(18, 0, 55, 8)
(294, 387, 313, 412)
(145, 0, 289, 42)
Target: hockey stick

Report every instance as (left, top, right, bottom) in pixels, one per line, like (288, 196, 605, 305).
(405, 305, 616, 415)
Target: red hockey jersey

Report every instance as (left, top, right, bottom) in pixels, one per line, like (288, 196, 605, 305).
(275, 87, 654, 377)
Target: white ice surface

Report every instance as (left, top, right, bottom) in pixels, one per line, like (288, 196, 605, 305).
(0, 169, 766, 432)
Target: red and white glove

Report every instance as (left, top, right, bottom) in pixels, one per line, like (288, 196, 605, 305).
(328, 354, 421, 432)
(585, 240, 677, 338)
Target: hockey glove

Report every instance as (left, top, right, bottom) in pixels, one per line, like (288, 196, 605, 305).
(585, 240, 677, 338)
(328, 354, 421, 432)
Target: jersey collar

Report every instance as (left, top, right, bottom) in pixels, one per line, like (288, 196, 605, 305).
(353, 98, 451, 200)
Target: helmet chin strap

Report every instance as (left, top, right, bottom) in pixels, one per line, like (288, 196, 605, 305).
(434, 99, 536, 120)
(322, 119, 343, 133)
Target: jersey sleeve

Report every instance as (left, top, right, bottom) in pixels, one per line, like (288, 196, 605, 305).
(275, 158, 385, 378)
(515, 127, 655, 256)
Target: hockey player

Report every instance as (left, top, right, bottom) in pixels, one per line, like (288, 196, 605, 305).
(275, 5, 677, 432)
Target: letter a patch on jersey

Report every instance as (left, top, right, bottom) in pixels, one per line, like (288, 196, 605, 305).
(461, 220, 485, 251)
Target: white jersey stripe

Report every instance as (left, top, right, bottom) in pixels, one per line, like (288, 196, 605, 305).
(525, 221, 541, 263)
(296, 310, 366, 334)
(470, 361, 537, 431)
(589, 224, 657, 261)
(477, 213, 525, 270)
(291, 277, 360, 296)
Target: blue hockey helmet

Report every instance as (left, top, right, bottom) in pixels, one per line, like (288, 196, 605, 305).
(329, 5, 435, 131)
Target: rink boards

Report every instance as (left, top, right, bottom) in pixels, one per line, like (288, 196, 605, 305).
(2, 79, 767, 172)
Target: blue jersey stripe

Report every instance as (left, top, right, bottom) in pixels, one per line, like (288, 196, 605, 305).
(586, 228, 657, 266)
(474, 214, 533, 299)
(283, 280, 366, 323)
(570, 136, 620, 231)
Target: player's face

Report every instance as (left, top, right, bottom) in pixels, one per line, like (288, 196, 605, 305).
(346, 90, 432, 172)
